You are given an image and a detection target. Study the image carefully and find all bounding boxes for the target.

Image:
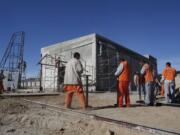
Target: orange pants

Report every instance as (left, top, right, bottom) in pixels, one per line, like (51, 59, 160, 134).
(161, 84, 164, 96)
(118, 81, 130, 107)
(64, 85, 86, 108)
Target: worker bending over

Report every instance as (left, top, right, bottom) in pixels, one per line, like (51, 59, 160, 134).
(141, 62, 154, 106)
(115, 59, 131, 107)
(64, 52, 86, 109)
(161, 62, 176, 103)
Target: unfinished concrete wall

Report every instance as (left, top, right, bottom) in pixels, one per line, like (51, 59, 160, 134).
(40, 33, 157, 92)
(95, 35, 157, 91)
(41, 34, 96, 92)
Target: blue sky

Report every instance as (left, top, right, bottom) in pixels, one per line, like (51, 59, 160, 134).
(0, 0, 180, 77)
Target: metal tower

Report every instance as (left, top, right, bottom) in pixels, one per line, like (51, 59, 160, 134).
(0, 31, 26, 88)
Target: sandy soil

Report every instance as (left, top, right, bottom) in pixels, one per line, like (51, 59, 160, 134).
(0, 97, 152, 135)
(23, 92, 180, 133)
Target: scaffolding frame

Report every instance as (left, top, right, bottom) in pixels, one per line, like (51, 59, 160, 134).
(38, 54, 67, 92)
(0, 31, 26, 88)
(96, 40, 151, 91)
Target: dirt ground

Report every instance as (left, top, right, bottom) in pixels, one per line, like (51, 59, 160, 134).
(0, 92, 180, 135)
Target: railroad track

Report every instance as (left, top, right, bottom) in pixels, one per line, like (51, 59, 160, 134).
(23, 99, 180, 135)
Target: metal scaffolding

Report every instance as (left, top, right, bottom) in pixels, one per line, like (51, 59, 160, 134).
(96, 40, 147, 91)
(0, 31, 26, 88)
(39, 54, 67, 92)
(96, 43, 118, 91)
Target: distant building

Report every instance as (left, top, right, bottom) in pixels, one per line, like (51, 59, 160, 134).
(2, 70, 19, 91)
(21, 77, 40, 89)
(40, 33, 157, 92)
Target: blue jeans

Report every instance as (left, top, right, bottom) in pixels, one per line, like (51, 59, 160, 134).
(164, 80, 175, 103)
(137, 84, 145, 100)
(140, 83, 145, 100)
(145, 81, 154, 105)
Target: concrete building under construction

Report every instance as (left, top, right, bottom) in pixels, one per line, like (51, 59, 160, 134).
(40, 33, 157, 92)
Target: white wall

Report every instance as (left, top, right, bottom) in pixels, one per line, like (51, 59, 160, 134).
(3, 71, 19, 90)
(41, 34, 96, 92)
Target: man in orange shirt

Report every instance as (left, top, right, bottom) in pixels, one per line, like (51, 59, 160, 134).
(141, 62, 154, 106)
(64, 52, 86, 109)
(161, 62, 176, 103)
(115, 59, 131, 107)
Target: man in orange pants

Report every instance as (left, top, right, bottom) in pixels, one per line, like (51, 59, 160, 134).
(64, 52, 86, 109)
(115, 59, 131, 107)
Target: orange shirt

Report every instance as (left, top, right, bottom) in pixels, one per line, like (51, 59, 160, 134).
(162, 67, 176, 81)
(119, 61, 130, 81)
